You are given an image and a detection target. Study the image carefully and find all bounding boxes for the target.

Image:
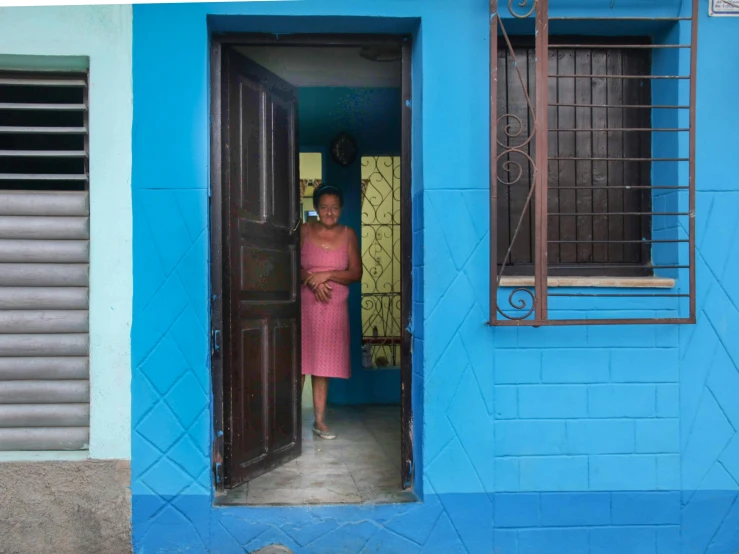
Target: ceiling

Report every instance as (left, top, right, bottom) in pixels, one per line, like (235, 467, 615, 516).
(234, 46, 401, 88)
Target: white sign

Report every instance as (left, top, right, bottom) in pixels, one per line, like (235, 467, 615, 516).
(711, 0, 739, 16)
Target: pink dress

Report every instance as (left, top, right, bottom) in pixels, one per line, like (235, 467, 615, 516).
(301, 226, 351, 379)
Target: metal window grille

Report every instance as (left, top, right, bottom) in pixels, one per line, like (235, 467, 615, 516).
(360, 156, 402, 369)
(488, 0, 697, 326)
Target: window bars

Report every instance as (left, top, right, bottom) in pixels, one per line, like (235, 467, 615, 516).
(361, 156, 402, 369)
(0, 70, 89, 191)
(488, 0, 697, 326)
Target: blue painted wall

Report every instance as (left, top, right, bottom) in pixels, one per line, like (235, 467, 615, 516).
(298, 87, 402, 406)
(131, 0, 739, 552)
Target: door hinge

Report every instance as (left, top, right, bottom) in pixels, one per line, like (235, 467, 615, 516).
(212, 329, 221, 357)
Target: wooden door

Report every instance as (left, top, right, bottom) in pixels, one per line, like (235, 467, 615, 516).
(221, 46, 301, 488)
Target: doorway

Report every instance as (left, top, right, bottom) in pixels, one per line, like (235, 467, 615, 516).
(209, 33, 413, 506)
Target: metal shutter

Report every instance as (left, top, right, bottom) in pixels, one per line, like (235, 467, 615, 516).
(0, 71, 89, 451)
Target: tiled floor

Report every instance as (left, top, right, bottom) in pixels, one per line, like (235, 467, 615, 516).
(221, 404, 415, 506)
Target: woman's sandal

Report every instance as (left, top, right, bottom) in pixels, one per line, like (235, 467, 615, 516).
(312, 425, 336, 440)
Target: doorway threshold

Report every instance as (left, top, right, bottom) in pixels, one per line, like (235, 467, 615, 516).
(216, 405, 417, 507)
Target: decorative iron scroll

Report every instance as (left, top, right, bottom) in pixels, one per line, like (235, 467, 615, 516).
(508, 0, 537, 19)
(360, 157, 401, 368)
(488, 0, 697, 326)
(299, 178, 321, 199)
(491, 0, 545, 321)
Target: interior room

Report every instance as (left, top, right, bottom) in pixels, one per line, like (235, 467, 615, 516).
(220, 44, 411, 506)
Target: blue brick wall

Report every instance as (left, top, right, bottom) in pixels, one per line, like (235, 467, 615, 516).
(492, 345, 680, 493)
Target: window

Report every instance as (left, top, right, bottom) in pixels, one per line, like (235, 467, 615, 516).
(360, 156, 401, 369)
(496, 38, 652, 276)
(488, 0, 697, 325)
(0, 70, 90, 451)
(0, 71, 88, 191)
(299, 152, 322, 223)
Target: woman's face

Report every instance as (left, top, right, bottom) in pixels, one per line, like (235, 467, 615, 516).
(316, 193, 342, 228)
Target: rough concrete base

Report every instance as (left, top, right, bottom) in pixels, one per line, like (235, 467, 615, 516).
(0, 459, 131, 554)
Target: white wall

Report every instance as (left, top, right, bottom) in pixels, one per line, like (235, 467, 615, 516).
(0, 5, 133, 460)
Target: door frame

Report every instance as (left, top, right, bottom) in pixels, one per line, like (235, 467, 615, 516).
(209, 32, 414, 495)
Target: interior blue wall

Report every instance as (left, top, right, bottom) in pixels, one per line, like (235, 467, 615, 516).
(130, 0, 739, 552)
(298, 87, 402, 405)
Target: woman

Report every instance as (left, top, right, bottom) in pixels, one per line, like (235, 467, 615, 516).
(301, 184, 362, 440)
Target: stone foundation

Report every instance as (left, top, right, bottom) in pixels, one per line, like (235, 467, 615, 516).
(0, 459, 131, 554)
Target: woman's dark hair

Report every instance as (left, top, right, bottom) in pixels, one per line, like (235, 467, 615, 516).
(312, 183, 344, 209)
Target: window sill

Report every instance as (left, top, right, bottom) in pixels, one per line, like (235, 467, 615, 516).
(498, 276, 675, 289)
